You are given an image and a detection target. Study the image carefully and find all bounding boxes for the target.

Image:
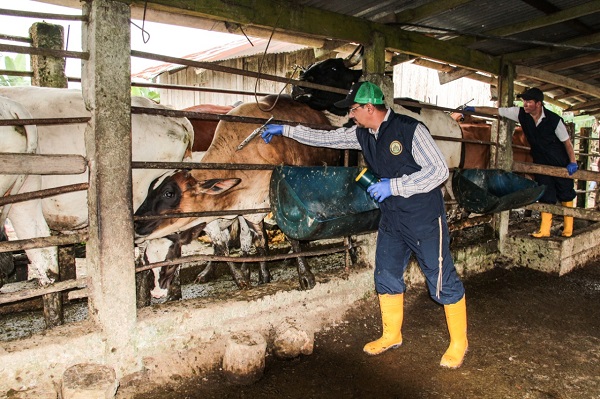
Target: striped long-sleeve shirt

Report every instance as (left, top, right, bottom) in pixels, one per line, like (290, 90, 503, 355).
(282, 111, 449, 198)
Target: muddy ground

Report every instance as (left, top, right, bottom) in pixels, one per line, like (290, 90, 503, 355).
(121, 258, 600, 399)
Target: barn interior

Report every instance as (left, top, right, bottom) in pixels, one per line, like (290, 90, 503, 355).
(0, 0, 599, 397)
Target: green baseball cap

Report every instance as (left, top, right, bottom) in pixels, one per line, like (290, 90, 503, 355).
(334, 81, 385, 108)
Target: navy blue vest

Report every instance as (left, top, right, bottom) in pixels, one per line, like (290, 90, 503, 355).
(355, 111, 445, 220)
(518, 107, 569, 167)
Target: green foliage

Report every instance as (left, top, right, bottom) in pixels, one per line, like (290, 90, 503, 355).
(0, 53, 30, 86)
(131, 85, 160, 102)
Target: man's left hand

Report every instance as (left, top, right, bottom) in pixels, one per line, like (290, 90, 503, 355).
(367, 179, 392, 202)
(567, 162, 578, 176)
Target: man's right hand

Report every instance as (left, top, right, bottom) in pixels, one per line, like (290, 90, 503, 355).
(261, 124, 283, 144)
(463, 106, 475, 113)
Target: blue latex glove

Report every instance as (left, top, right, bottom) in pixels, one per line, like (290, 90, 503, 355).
(261, 124, 283, 144)
(367, 178, 392, 203)
(463, 106, 475, 113)
(567, 162, 578, 176)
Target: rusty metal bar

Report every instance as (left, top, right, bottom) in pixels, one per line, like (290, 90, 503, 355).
(131, 50, 348, 95)
(0, 43, 89, 60)
(134, 242, 354, 273)
(0, 8, 87, 21)
(0, 278, 88, 305)
(131, 81, 270, 97)
(130, 106, 335, 130)
(431, 134, 497, 147)
(0, 69, 32, 77)
(0, 116, 90, 126)
(0, 183, 88, 207)
(0, 33, 31, 43)
(134, 207, 271, 221)
(131, 160, 276, 171)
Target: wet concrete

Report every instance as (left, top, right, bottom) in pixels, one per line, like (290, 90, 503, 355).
(125, 261, 600, 399)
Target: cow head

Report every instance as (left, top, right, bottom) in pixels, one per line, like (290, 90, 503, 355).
(134, 170, 241, 240)
(291, 58, 362, 116)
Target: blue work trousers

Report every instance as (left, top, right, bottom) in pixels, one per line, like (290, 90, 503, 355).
(374, 211, 465, 305)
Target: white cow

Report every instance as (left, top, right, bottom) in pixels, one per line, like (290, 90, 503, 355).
(0, 95, 57, 285)
(0, 87, 194, 284)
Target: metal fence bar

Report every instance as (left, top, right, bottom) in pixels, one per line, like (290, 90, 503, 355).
(135, 242, 353, 272)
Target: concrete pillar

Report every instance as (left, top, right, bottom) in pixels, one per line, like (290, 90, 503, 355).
(81, 0, 139, 377)
(29, 22, 68, 88)
(495, 61, 516, 250)
(30, 21, 66, 329)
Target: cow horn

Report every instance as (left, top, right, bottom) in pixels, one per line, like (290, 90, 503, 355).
(343, 45, 363, 68)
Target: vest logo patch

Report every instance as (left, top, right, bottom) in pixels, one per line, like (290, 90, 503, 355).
(389, 140, 403, 155)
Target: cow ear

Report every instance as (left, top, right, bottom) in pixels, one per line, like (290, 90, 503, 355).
(194, 178, 241, 195)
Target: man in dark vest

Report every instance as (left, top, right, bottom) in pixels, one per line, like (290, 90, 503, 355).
(464, 87, 577, 238)
(261, 81, 468, 368)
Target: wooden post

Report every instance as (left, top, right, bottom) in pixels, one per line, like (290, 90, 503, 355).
(82, 0, 139, 376)
(30, 21, 67, 328)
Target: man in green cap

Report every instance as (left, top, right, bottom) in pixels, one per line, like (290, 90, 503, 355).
(262, 81, 468, 368)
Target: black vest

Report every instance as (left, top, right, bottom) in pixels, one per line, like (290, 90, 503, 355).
(518, 107, 569, 167)
(355, 111, 445, 219)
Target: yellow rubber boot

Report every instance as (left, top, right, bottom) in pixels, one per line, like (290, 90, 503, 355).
(363, 293, 404, 355)
(531, 212, 552, 238)
(440, 296, 468, 369)
(561, 201, 574, 237)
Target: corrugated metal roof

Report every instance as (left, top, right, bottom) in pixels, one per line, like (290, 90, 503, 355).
(132, 37, 308, 80)
(281, 0, 600, 114)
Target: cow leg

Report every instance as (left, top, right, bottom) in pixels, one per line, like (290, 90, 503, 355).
(245, 218, 271, 284)
(196, 261, 216, 283)
(8, 175, 58, 285)
(141, 238, 175, 300)
(290, 239, 315, 290)
(200, 219, 250, 289)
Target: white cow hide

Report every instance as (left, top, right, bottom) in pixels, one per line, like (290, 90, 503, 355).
(0, 95, 57, 284)
(0, 87, 194, 283)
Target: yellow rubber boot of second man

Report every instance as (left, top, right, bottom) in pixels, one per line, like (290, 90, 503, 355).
(561, 201, 574, 237)
(531, 212, 552, 238)
(363, 293, 404, 355)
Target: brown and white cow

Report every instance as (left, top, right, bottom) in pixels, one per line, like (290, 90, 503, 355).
(134, 94, 342, 294)
(183, 104, 234, 152)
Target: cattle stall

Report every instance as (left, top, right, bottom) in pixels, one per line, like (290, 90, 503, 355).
(1, 1, 600, 397)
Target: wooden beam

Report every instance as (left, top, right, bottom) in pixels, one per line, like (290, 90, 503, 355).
(538, 53, 600, 72)
(438, 68, 475, 85)
(504, 32, 600, 61)
(0, 153, 87, 175)
(516, 65, 600, 98)
(569, 99, 600, 112)
(525, 203, 600, 221)
(448, 1, 600, 47)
